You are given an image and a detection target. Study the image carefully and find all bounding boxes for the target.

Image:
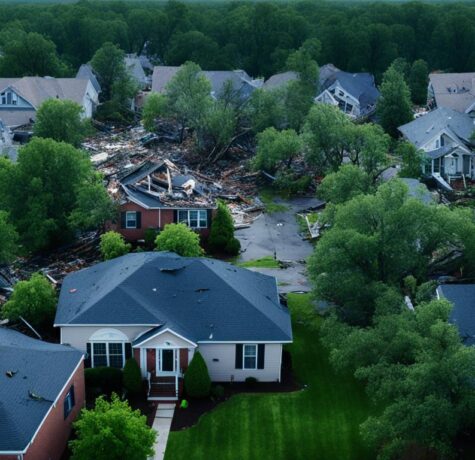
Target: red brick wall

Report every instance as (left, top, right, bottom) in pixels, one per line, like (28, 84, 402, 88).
(180, 349, 189, 372)
(147, 349, 156, 376)
(133, 348, 140, 364)
(0, 360, 86, 460)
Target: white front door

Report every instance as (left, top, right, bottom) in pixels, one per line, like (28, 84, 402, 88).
(156, 348, 179, 374)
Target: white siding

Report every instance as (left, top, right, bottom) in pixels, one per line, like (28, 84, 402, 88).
(198, 343, 283, 382)
(60, 325, 150, 352)
(136, 330, 193, 349)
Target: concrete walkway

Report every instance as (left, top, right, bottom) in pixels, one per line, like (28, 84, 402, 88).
(150, 403, 175, 460)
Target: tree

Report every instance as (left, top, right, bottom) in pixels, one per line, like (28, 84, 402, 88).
(70, 394, 156, 460)
(0, 211, 18, 264)
(142, 93, 168, 132)
(377, 66, 413, 137)
(2, 273, 56, 328)
(184, 351, 211, 398)
(397, 141, 424, 178)
(0, 31, 66, 77)
(317, 165, 372, 205)
(166, 31, 220, 68)
(155, 223, 204, 257)
(0, 138, 107, 252)
(100, 231, 131, 261)
(123, 358, 143, 395)
(248, 88, 286, 133)
(252, 127, 302, 173)
(409, 59, 429, 105)
(208, 202, 240, 256)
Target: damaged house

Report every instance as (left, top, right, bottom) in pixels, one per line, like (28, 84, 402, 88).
(109, 160, 216, 242)
(428, 72, 475, 114)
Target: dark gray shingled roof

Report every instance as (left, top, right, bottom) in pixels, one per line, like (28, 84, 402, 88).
(0, 328, 82, 452)
(437, 284, 475, 346)
(55, 252, 292, 343)
(398, 107, 475, 148)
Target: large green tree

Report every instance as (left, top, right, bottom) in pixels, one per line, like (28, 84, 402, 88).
(33, 99, 89, 147)
(70, 394, 156, 460)
(377, 66, 413, 137)
(409, 59, 429, 106)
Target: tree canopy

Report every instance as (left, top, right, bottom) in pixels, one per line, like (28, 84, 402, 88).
(155, 223, 204, 257)
(100, 231, 131, 261)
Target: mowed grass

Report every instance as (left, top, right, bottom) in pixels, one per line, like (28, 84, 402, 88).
(237, 256, 281, 269)
(164, 294, 374, 460)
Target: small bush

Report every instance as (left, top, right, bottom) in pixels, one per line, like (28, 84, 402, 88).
(225, 237, 241, 256)
(274, 169, 311, 195)
(208, 202, 239, 256)
(85, 367, 123, 397)
(211, 384, 225, 399)
(144, 228, 158, 250)
(184, 351, 211, 398)
(245, 376, 258, 387)
(100, 231, 131, 260)
(123, 358, 143, 395)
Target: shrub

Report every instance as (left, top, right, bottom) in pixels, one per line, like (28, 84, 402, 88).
(403, 275, 417, 297)
(211, 384, 225, 399)
(415, 280, 437, 305)
(184, 351, 211, 398)
(100, 231, 131, 260)
(123, 358, 143, 395)
(155, 223, 204, 257)
(274, 169, 311, 195)
(85, 367, 123, 397)
(225, 237, 241, 256)
(144, 228, 158, 250)
(245, 376, 258, 387)
(208, 201, 240, 255)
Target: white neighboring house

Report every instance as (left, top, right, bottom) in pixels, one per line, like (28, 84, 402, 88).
(0, 76, 99, 129)
(398, 107, 475, 189)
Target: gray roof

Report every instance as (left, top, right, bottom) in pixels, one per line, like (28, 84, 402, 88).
(76, 63, 101, 94)
(125, 54, 150, 88)
(152, 66, 258, 100)
(398, 107, 475, 148)
(437, 284, 475, 346)
(0, 328, 82, 452)
(55, 252, 292, 343)
(263, 71, 298, 90)
(400, 178, 434, 205)
(429, 72, 475, 113)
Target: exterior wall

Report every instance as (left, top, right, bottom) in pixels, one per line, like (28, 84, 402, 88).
(180, 349, 189, 372)
(136, 331, 193, 349)
(60, 325, 151, 352)
(0, 361, 86, 460)
(198, 343, 283, 382)
(147, 349, 156, 374)
(81, 80, 99, 118)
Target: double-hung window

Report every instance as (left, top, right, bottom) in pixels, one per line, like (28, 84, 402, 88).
(126, 211, 137, 229)
(63, 386, 75, 419)
(243, 344, 257, 369)
(92, 342, 125, 368)
(178, 210, 208, 228)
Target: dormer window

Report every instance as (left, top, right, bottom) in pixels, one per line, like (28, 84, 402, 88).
(0, 91, 18, 106)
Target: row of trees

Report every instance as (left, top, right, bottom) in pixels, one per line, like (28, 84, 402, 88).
(309, 171, 475, 456)
(0, 1, 474, 80)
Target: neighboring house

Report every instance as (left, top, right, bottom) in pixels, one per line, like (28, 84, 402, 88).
(0, 118, 17, 162)
(436, 284, 475, 346)
(151, 66, 262, 101)
(0, 327, 84, 460)
(110, 160, 216, 242)
(55, 252, 292, 401)
(76, 63, 101, 94)
(125, 54, 151, 89)
(262, 71, 298, 91)
(398, 107, 475, 188)
(316, 64, 380, 119)
(428, 72, 475, 114)
(0, 76, 99, 129)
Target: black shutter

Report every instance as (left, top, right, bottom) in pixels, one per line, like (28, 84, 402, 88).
(257, 344, 265, 369)
(207, 209, 213, 228)
(235, 344, 243, 369)
(125, 343, 132, 360)
(173, 209, 178, 223)
(136, 212, 142, 229)
(85, 343, 91, 367)
(120, 212, 126, 229)
(70, 385, 75, 407)
(63, 399, 68, 419)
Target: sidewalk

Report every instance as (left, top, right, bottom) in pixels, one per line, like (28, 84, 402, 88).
(150, 403, 176, 460)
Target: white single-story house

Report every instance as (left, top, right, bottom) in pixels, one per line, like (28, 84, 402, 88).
(54, 252, 292, 401)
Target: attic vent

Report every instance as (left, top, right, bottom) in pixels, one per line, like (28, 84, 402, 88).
(5, 370, 17, 378)
(425, 125, 434, 134)
(195, 288, 209, 293)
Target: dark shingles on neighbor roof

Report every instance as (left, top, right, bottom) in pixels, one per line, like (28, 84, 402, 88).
(0, 328, 82, 452)
(398, 107, 475, 148)
(55, 252, 292, 343)
(437, 284, 475, 346)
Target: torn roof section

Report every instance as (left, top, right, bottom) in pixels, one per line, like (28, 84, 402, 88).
(119, 160, 217, 209)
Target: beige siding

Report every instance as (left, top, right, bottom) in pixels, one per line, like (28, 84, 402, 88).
(198, 343, 283, 382)
(136, 330, 194, 349)
(60, 326, 150, 352)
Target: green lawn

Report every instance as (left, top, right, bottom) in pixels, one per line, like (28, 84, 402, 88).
(164, 294, 374, 460)
(237, 256, 281, 269)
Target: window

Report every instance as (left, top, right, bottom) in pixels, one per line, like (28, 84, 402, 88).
(0, 91, 17, 106)
(177, 210, 207, 228)
(64, 386, 75, 419)
(126, 211, 137, 229)
(243, 344, 257, 369)
(91, 342, 125, 368)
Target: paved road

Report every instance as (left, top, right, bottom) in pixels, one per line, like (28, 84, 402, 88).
(235, 196, 324, 293)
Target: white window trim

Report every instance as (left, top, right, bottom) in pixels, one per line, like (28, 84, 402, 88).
(156, 348, 180, 374)
(177, 209, 208, 229)
(90, 341, 126, 368)
(125, 211, 137, 229)
(64, 386, 75, 418)
(243, 344, 257, 370)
